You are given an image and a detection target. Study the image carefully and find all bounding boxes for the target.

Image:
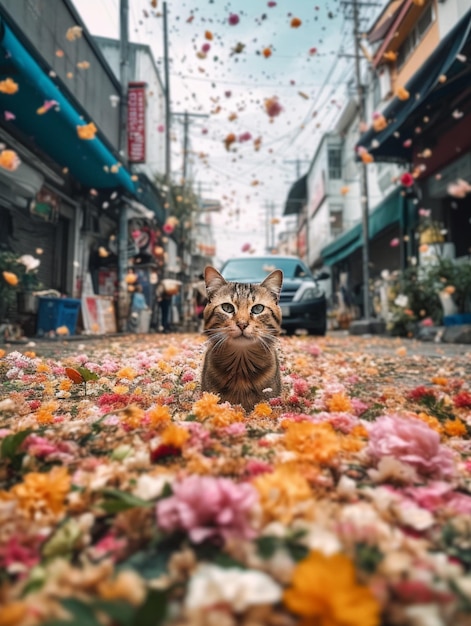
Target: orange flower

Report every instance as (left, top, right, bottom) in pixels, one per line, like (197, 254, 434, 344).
(121, 405, 144, 429)
(0, 150, 21, 172)
(224, 133, 237, 151)
(283, 551, 380, 626)
(2, 271, 19, 286)
(252, 402, 273, 417)
(0, 78, 19, 94)
(193, 392, 221, 420)
(253, 465, 312, 524)
(325, 392, 352, 413)
(1, 466, 70, 519)
(262, 47, 272, 58)
(395, 86, 410, 101)
(77, 122, 98, 140)
(35, 400, 59, 425)
(284, 421, 341, 465)
(160, 423, 189, 448)
(59, 378, 73, 391)
(414, 411, 442, 434)
(444, 419, 467, 438)
(116, 366, 137, 380)
(290, 17, 302, 28)
(36, 362, 51, 373)
(148, 404, 171, 427)
(204, 31, 213, 41)
(0, 601, 28, 626)
(0, 349, 6, 358)
(432, 376, 448, 387)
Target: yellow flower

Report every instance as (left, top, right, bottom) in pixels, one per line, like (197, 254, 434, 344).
(444, 419, 467, 438)
(116, 366, 137, 380)
(252, 402, 273, 417)
(160, 423, 189, 448)
(253, 466, 313, 525)
(210, 405, 245, 427)
(1, 466, 70, 519)
(283, 551, 380, 626)
(113, 385, 129, 395)
(36, 362, 51, 373)
(148, 404, 171, 427)
(284, 421, 341, 465)
(325, 393, 352, 413)
(193, 392, 221, 419)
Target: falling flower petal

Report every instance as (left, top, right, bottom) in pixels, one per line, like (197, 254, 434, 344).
(290, 17, 302, 28)
(0, 149, 21, 171)
(65, 25, 83, 41)
(77, 122, 98, 140)
(228, 13, 240, 26)
(0, 78, 19, 94)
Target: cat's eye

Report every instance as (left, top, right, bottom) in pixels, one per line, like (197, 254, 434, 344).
(221, 303, 235, 314)
(251, 304, 265, 314)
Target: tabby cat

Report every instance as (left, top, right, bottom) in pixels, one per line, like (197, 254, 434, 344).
(201, 266, 283, 411)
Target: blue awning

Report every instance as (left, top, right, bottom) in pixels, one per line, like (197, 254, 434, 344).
(321, 188, 403, 265)
(357, 8, 471, 162)
(0, 19, 136, 194)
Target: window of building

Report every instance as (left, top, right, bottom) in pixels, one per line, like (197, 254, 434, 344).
(397, 2, 434, 69)
(329, 207, 343, 236)
(327, 147, 342, 179)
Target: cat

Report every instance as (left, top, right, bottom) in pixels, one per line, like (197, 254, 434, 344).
(201, 266, 283, 411)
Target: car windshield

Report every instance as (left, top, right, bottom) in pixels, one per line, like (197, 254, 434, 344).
(221, 258, 312, 281)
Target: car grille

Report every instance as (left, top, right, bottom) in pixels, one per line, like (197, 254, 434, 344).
(280, 289, 297, 303)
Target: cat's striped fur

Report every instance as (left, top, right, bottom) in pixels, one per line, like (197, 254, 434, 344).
(201, 266, 283, 411)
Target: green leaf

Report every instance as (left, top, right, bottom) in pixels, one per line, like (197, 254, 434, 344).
(91, 600, 136, 625)
(76, 366, 99, 382)
(256, 536, 279, 559)
(1, 428, 33, 460)
(42, 518, 82, 560)
(132, 589, 168, 626)
(98, 488, 154, 514)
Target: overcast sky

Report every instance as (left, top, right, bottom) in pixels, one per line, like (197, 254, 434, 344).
(73, 0, 379, 263)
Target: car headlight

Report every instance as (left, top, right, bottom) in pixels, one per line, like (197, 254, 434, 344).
(293, 283, 323, 302)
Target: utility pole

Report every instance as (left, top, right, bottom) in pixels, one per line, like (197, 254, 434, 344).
(163, 1, 171, 201)
(343, 0, 376, 323)
(118, 0, 129, 331)
(173, 111, 209, 183)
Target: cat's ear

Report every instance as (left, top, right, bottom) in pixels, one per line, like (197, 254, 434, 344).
(204, 266, 227, 299)
(261, 270, 283, 302)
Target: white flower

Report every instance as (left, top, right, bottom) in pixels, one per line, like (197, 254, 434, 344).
(405, 604, 445, 626)
(185, 564, 282, 612)
(394, 294, 409, 308)
(17, 254, 40, 272)
(132, 474, 172, 500)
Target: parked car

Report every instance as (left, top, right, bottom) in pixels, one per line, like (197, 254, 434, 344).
(219, 255, 327, 336)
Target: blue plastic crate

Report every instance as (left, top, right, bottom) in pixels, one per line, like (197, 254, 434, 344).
(443, 313, 471, 327)
(37, 297, 81, 336)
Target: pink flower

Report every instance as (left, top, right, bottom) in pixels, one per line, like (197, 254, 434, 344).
(405, 482, 471, 514)
(367, 414, 455, 479)
(245, 459, 273, 477)
(222, 422, 247, 437)
(293, 378, 309, 396)
(0, 535, 43, 576)
(156, 475, 258, 543)
(390, 238, 400, 247)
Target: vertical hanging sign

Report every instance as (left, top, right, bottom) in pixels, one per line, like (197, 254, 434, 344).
(127, 82, 147, 163)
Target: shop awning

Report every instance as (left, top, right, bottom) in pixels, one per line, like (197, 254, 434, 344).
(321, 188, 402, 266)
(284, 174, 308, 215)
(0, 19, 136, 194)
(357, 8, 471, 163)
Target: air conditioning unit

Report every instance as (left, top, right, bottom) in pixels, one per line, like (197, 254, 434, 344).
(378, 69, 392, 101)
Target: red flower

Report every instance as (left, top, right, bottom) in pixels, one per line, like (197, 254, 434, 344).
(453, 390, 471, 408)
(150, 443, 181, 463)
(400, 172, 414, 187)
(406, 386, 436, 402)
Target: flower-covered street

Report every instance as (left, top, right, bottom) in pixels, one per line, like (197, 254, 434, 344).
(1, 333, 470, 626)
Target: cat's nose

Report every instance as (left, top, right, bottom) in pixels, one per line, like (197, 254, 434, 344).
(237, 321, 249, 330)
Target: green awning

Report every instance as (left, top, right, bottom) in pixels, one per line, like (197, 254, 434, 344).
(321, 188, 403, 265)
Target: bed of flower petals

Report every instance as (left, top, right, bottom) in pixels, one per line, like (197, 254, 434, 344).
(0, 333, 470, 626)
